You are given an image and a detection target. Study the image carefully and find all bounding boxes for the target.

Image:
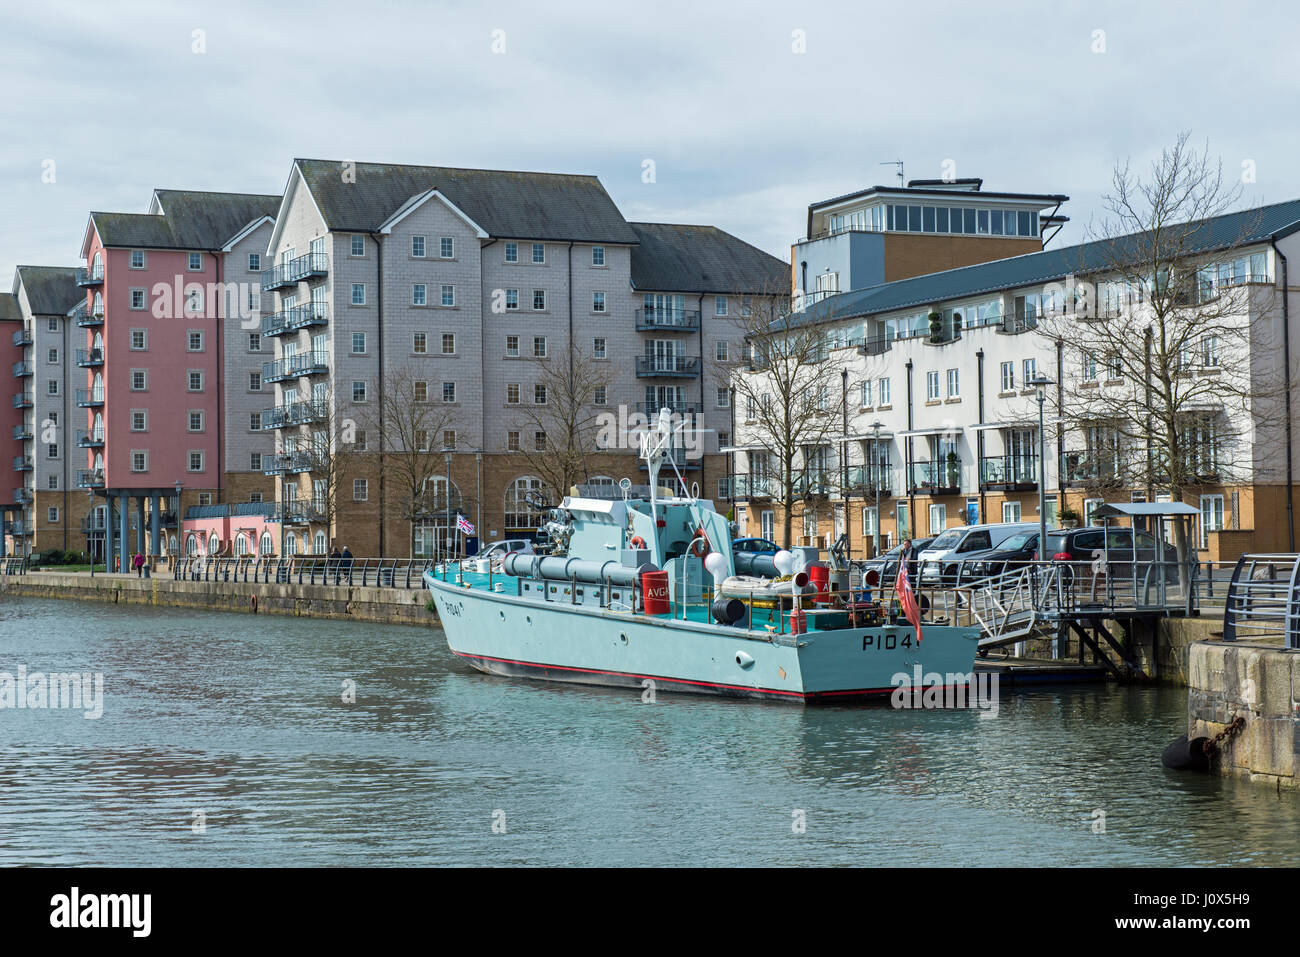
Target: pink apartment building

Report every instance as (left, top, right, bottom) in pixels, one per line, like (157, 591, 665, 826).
(77, 189, 280, 571)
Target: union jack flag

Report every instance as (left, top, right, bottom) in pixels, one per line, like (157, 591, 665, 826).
(456, 513, 475, 535)
(894, 543, 923, 644)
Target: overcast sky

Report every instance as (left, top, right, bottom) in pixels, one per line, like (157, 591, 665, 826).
(2, 0, 1298, 281)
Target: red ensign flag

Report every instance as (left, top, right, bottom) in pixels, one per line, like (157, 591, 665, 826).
(894, 544, 923, 644)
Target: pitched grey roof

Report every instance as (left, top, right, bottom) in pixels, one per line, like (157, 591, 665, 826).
(628, 222, 788, 294)
(791, 197, 1300, 329)
(0, 292, 21, 323)
(295, 159, 639, 244)
(91, 190, 280, 250)
(14, 265, 79, 316)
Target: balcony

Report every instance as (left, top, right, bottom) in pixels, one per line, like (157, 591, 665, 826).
(12, 392, 33, 409)
(999, 314, 1038, 335)
(13, 487, 33, 504)
(75, 388, 105, 408)
(75, 348, 104, 368)
(792, 469, 836, 498)
(11, 361, 32, 378)
(2, 520, 26, 536)
(908, 460, 961, 496)
(262, 400, 328, 430)
(637, 401, 704, 416)
(76, 427, 105, 448)
(262, 450, 317, 475)
(12, 423, 32, 442)
(1059, 450, 1122, 488)
(11, 328, 32, 347)
(185, 501, 278, 520)
(979, 455, 1038, 491)
(12, 456, 33, 472)
(262, 351, 329, 383)
(74, 303, 102, 327)
(636, 451, 701, 472)
(75, 469, 105, 489)
(635, 308, 700, 332)
(635, 355, 701, 378)
(262, 302, 329, 337)
(845, 465, 896, 497)
(81, 514, 107, 534)
(719, 474, 778, 499)
(857, 335, 893, 357)
(260, 253, 328, 291)
(274, 499, 325, 524)
(76, 265, 104, 287)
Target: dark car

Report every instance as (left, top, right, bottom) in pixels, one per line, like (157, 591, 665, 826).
(950, 529, 1042, 583)
(859, 536, 935, 587)
(732, 537, 780, 557)
(1042, 526, 1181, 586)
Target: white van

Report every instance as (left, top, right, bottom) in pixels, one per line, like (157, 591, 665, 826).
(917, 522, 1038, 583)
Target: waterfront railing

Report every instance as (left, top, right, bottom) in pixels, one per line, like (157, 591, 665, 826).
(173, 556, 432, 589)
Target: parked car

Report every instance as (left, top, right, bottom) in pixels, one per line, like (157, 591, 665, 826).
(950, 529, 1043, 583)
(1041, 526, 1181, 584)
(917, 522, 1039, 584)
(732, 537, 780, 557)
(477, 538, 534, 561)
(859, 536, 935, 586)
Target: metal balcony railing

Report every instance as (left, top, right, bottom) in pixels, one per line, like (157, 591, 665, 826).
(11, 328, 33, 347)
(75, 348, 104, 367)
(76, 265, 104, 287)
(1000, 314, 1038, 335)
(845, 465, 896, 495)
(75, 303, 102, 327)
(637, 401, 704, 415)
(274, 499, 325, 524)
(908, 460, 961, 494)
(11, 361, 32, 378)
(261, 301, 329, 337)
(635, 355, 701, 377)
(12, 456, 33, 471)
(75, 388, 104, 407)
(75, 469, 105, 489)
(979, 455, 1038, 489)
(261, 400, 328, 430)
(12, 423, 32, 441)
(262, 451, 317, 475)
(260, 253, 329, 291)
(75, 427, 105, 447)
(1059, 450, 1123, 486)
(719, 474, 778, 499)
(13, 487, 33, 504)
(635, 308, 700, 332)
(262, 351, 329, 383)
(12, 392, 33, 409)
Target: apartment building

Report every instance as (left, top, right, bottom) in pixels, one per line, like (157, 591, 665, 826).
(256, 159, 786, 557)
(5, 266, 90, 556)
(732, 197, 1300, 562)
(77, 189, 279, 570)
(1, 290, 24, 556)
(792, 177, 1068, 305)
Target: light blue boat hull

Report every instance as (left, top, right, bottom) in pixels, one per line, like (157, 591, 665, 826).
(426, 572, 981, 705)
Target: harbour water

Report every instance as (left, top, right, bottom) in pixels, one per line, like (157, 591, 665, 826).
(1, 594, 1298, 867)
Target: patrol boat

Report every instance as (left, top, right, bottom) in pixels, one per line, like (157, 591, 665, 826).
(424, 411, 981, 704)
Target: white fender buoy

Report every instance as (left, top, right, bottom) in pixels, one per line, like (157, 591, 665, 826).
(735, 650, 755, 669)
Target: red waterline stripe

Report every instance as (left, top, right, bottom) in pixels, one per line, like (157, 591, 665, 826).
(453, 650, 897, 699)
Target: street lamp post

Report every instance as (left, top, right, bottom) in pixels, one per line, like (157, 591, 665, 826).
(1027, 374, 1055, 562)
(475, 449, 483, 557)
(87, 489, 95, 577)
(871, 419, 884, 557)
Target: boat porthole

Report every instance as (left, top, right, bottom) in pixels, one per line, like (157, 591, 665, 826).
(499, 610, 505, 619)
(620, 633, 628, 644)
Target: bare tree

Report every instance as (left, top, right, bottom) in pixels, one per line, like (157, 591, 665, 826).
(719, 285, 848, 549)
(512, 345, 616, 501)
(1036, 132, 1279, 563)
(363, 365, 467, 557)
(271, 387, 355, 553)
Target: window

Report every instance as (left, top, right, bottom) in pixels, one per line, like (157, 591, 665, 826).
(532, 243, 545, 264)
(353, 381, 367, 402)
(188, 252, 202, 271)
(926, 371, 940, 401)
(413, 331, 427, 354)
(130, 288, 146, 310)
(412, 284, 427, 306)
(131, 410, 147, 431)
(592, 246, 605, 266)
(860, 380, 872, 408)
(507, 431, 520, 451)
(506, 383, 520, 404)
(47, 317, 58, 332)
(411, 235, 426, 258)
(442, 333, 455, 355)
(47, 348, 58, 364)
(440, 237, 454, 259)
(351, 283, 366, 305)
(441, 284, 454, 307)
(47, 507, 58, 523)
(534, 431, 546, 450)
(249, 332, 261, 352)
(249, 372, 261, 391)
(250, 453, 262, 470)
(189, 371, 203, 391)
(443, 429, 457, 449)
(504, 242, 518, 262)
(47, 442, 58, 459)
(353, 479, 369, 502)
(715, 341, 729, 361)
(198, 493, 212, 506)
(594, 387, 607, 405)
(928, 503, 946, 535)
(593, 337, 606, 359)
(250, 412, 262, 431)
(188, 331, 203, 351)
(1023, 358, 1037, 385)
(717, 387, 730, 408)
(442, 382, 456, 403)
(1202, 335, 1221, 367)
(188, 411, 204, 432)
(351, 235, 365, 257)
(414, 381, 428, 402)
(505, 289, 519, 310)
(248, 253, 261, 271)
(534, 384, 547, 405)
(47, 379, 58, 395)
(533, 336, 547, 358)
(946, 368, 960, 398)
(506, 335, 520, 357)
(1000, 361, 1015, 392)
(132, 451, 148, 472)
(131, 369, 147, 391)
(1002, 501, 1022, 523)
(354, 429, 367, 452)
(715, 296, 728, 316)
(879, 377, 891, 406)
(352, 332, 366, 354)
(130, 250, 145, 269)
(532, 289, 546, 311)
(592, 291, 605, 312)
(1199, 495, 1225, 548)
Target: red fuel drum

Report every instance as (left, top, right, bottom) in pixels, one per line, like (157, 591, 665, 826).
(807, 563, 830, 603)
(641, 570, 670, 614)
